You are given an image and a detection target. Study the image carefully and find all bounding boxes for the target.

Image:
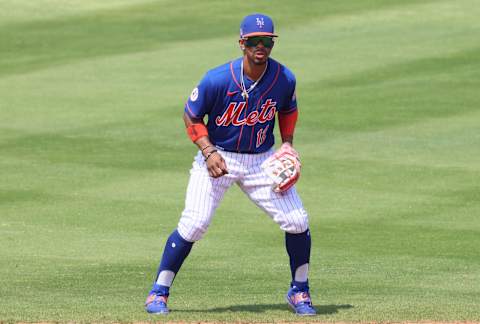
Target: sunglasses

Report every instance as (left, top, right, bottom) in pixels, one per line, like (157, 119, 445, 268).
(244, 36, 274, 48)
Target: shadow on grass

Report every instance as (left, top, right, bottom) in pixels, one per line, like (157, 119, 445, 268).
(176, 303, 354, 314)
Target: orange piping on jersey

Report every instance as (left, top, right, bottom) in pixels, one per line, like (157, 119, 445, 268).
(230, 60, 247, 152)
(185, 101, 199, 118)
(235, 97, 249, 152)
(230, 61, 242, 91)
(247, 61, 280, 151)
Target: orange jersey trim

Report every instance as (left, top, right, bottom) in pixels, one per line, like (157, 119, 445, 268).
(247, 61, 281, 151)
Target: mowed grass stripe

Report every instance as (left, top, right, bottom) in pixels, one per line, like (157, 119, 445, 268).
(0, 0, 438, 77)
(1, 0, 476, 135)
(308, 109, 480, 169)
(0, 0, 153, 25)
(278, 0, 480, 84)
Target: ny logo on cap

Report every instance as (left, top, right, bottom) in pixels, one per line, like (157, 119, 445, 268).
(256, 17, 264, 28)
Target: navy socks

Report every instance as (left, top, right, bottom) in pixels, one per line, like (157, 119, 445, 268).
(285, 229, 311, 290)
(159, 230, 194, 273)
(151, 229, 311, 295)
(152, 230, 194, 295)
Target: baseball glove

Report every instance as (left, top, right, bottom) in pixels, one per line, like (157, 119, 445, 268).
(261, 144, 301, 193)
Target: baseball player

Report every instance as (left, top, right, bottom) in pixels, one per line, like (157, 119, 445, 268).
(145, 13, 316, 316)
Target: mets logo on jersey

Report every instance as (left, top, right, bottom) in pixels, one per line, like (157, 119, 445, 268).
(215, 99, 276, 127)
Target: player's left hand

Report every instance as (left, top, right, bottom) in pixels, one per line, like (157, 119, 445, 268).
(279, 142, 299, 159)
(261, 143, 301, 192)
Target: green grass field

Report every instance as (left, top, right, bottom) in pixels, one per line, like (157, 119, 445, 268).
(1, 0, 480, 322)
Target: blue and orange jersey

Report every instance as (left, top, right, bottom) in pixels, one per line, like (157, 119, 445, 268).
(184, 57, 297, 153)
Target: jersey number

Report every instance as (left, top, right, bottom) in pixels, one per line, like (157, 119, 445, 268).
(256, 125, 269, 148)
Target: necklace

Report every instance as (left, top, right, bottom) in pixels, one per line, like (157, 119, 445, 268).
(240, 60, 268, 99)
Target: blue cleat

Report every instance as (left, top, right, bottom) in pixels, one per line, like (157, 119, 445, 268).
(145, 292, 169, 314)
(285, 286, 317, 316)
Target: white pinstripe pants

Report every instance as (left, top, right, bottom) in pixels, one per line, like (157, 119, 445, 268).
(177, 149, 310, 242)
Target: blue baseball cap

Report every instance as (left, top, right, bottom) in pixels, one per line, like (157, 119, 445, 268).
(240, 13, 278, 38)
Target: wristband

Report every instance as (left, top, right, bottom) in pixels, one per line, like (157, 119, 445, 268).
(186, 123, 208, 142)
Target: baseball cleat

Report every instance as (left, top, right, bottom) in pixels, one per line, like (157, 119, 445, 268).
(145, 293, 169, 314)
(285, 287, 317, 316)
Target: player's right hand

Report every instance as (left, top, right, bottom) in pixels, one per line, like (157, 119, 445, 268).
(206, 152, 228, 178)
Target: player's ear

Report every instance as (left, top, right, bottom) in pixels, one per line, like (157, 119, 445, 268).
(239, 39, 246, 51)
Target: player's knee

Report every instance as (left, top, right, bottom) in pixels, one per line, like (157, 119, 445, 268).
(177, 221, 207, 242)
(281, 211, 309, 234)
(284, 222, 309, 234)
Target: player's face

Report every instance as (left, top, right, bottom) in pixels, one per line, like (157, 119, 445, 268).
(240, 36, 274, 65)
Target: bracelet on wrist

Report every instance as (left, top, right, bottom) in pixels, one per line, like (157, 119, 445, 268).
(204, 149, 218, 162)
(201, 145, 212, 153)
